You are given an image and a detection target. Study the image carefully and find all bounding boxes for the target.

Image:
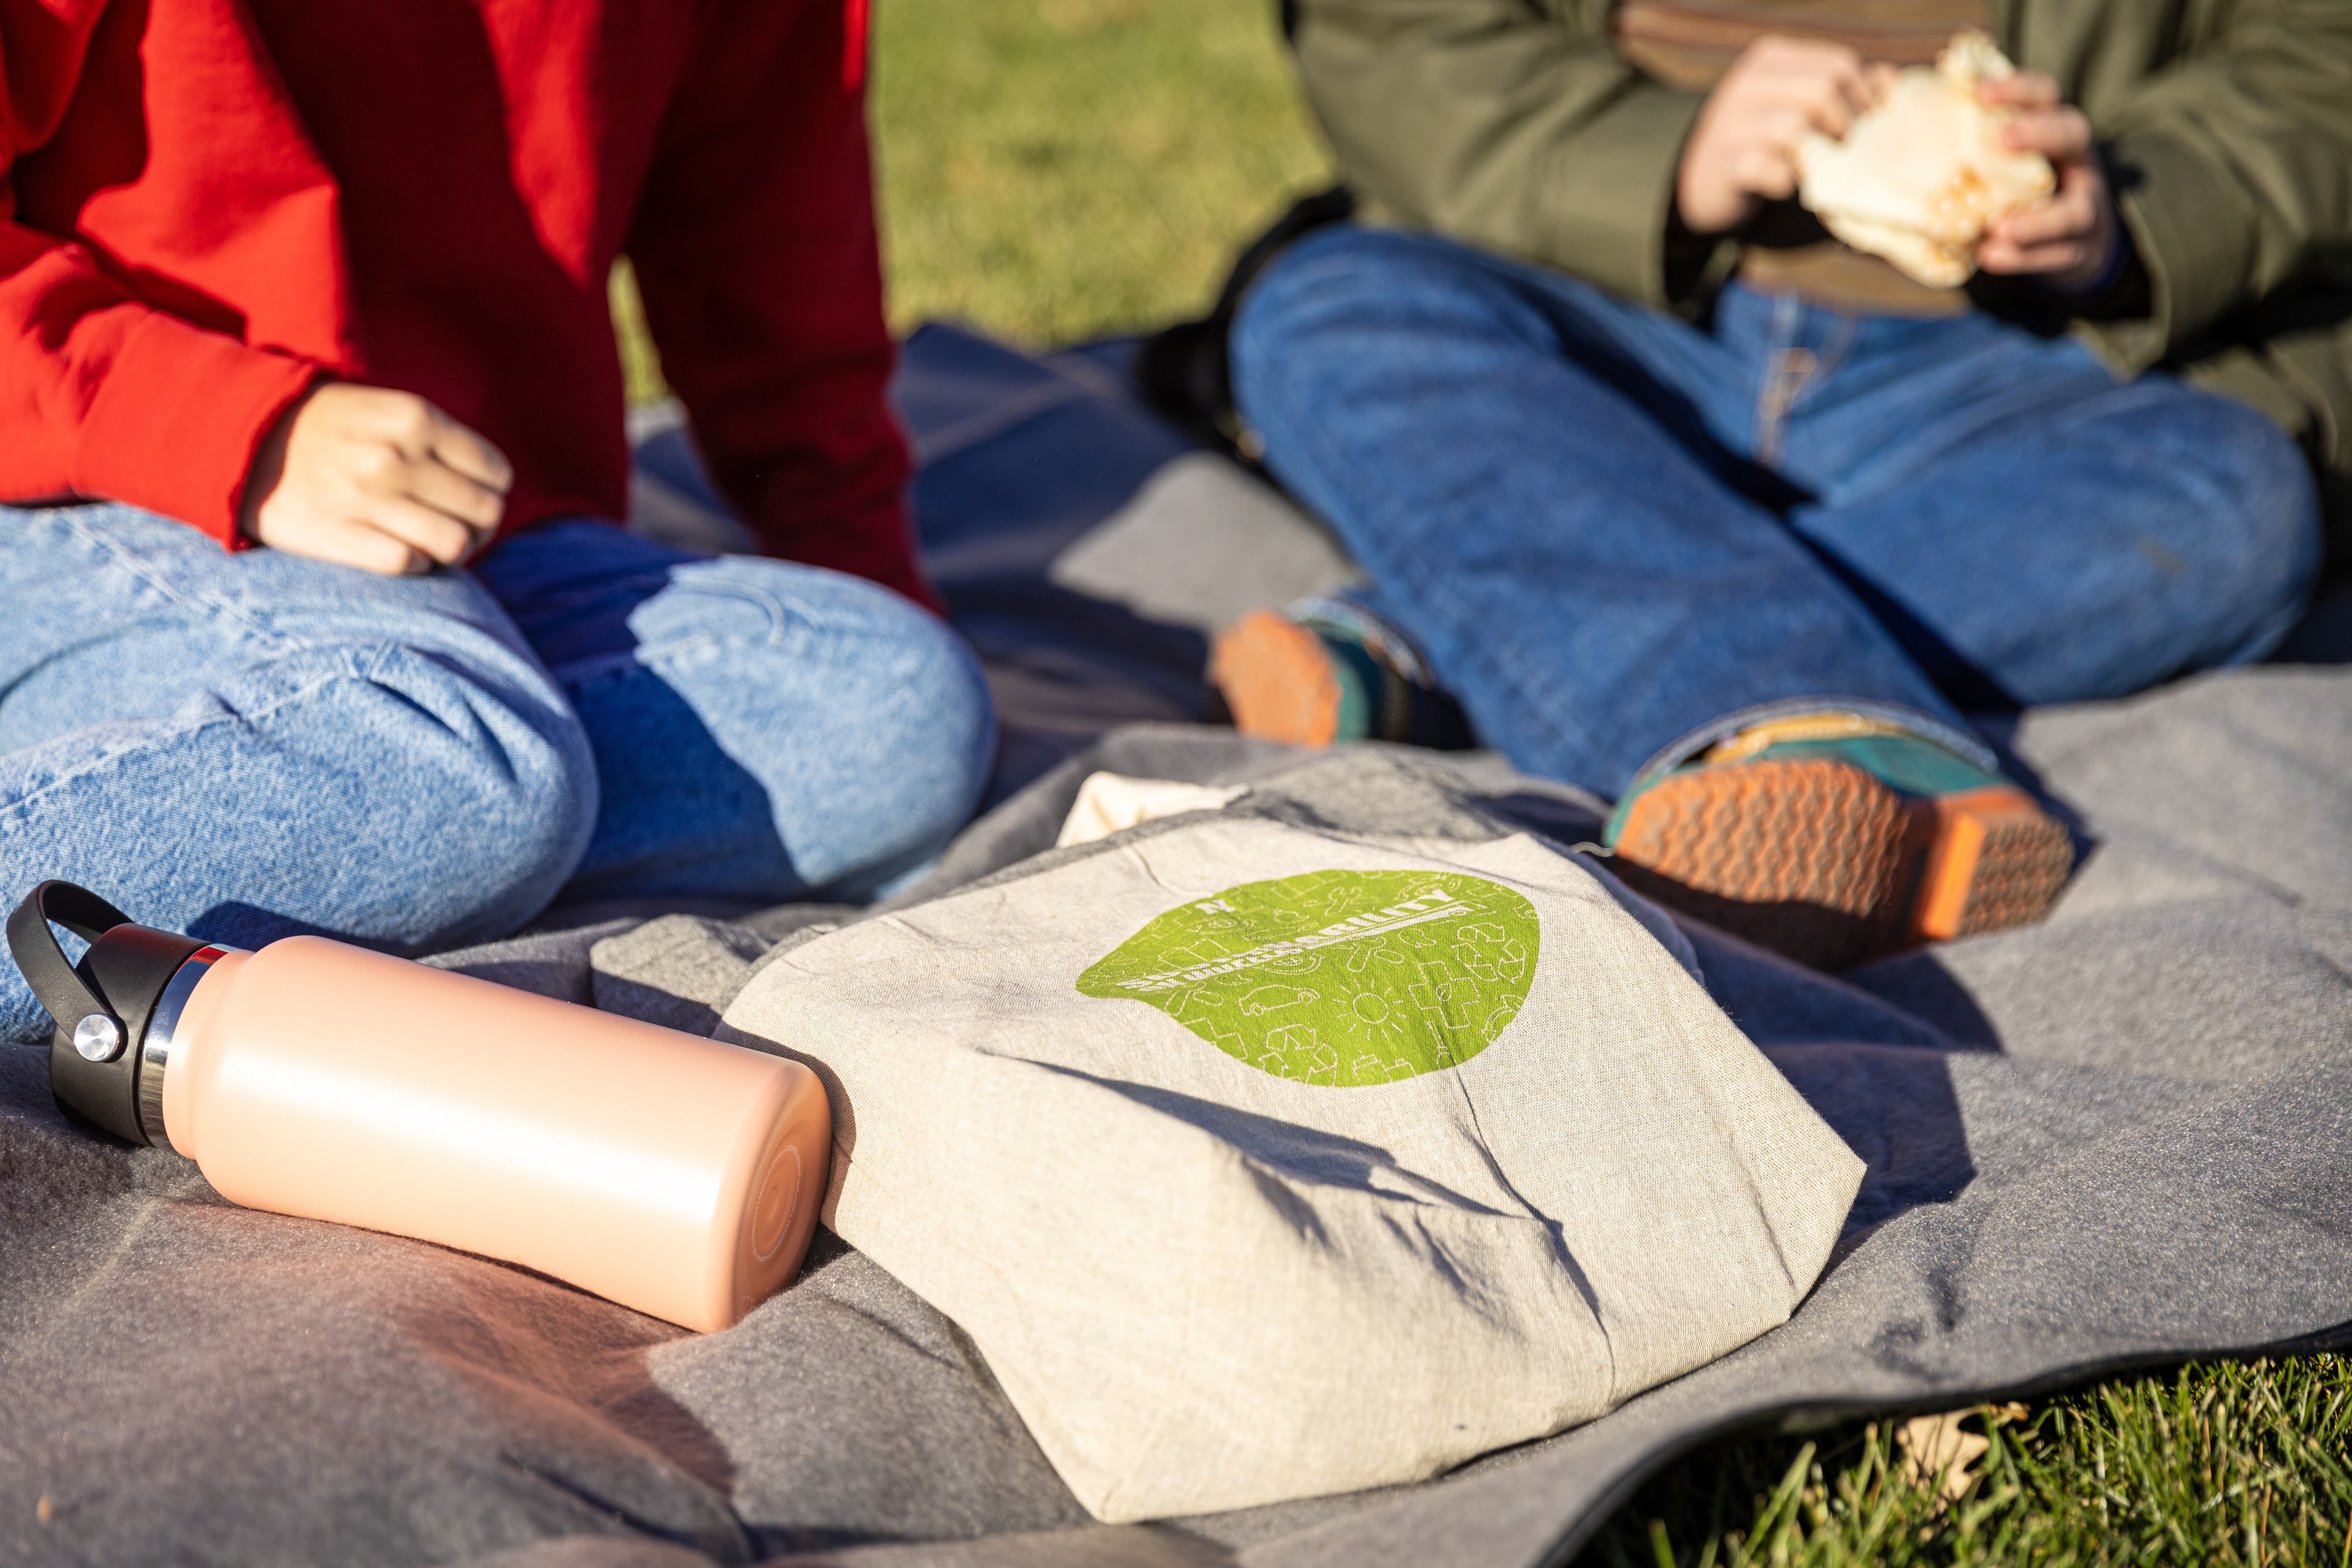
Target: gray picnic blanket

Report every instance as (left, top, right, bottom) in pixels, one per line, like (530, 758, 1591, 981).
(4, 328, 2349, 1567)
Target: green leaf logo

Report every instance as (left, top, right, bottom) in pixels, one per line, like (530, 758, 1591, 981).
(1075, 869, 1537, 1087)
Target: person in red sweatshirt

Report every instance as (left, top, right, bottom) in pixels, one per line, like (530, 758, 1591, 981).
(0, 0, 995, 1041)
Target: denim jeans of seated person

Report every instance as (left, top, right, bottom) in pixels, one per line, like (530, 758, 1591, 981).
(1231, 225, 2323, 800)
(0, 509, 993, 1043)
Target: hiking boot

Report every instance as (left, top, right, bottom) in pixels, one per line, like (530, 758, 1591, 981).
(1601, 709, 2074, 971)
(1209, 599, 1472, 750)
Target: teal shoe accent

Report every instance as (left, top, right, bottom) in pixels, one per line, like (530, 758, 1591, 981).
(1292, 599, 1475, 749)
(1316, 631, 1381, 745)
(1601, 769, 1668, 850)
(1602, 731, 2008, 849)
(1753, 736, 2005, 798)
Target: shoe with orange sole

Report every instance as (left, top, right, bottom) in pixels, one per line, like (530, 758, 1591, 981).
(1210, 604, 1472, 751)
(1601, 714, 2074, 972)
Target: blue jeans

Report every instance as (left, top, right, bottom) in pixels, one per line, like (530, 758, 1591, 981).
(1231, 226, 2322, 798)
(0, 510, 993, 1042)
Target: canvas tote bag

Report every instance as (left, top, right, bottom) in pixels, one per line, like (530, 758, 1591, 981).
(718, 814, 1864, 1520)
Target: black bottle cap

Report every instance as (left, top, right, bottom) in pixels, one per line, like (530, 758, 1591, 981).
(7, 882, 205, 1145)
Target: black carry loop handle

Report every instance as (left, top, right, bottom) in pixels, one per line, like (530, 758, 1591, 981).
(9, 881, 205, 1145)
(8, 880, 134, 1049)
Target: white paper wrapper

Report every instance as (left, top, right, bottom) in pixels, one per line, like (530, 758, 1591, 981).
(1794, 31, 2056, 287)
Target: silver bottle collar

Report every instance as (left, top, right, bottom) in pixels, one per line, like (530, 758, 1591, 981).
(138, 946, 239, 1154)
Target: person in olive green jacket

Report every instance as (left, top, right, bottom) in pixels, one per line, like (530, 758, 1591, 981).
(1208, 0, 2345, 972)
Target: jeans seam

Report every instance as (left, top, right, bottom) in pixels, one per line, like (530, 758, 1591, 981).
(1751, 292, 1800, 460)
(1752, 300, 1861, 467)
(624, 574, 799, 672)
(1789, 313, 1860, 424)
(553, 617, 822, 735)
(0, 654, 408, 826)
(65, 511, 304, 659)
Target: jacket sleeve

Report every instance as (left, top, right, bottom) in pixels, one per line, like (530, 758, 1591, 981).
(1289, 0, 1706, 305)
(0, 5, 322, 547)
(2086, 0, 2352, 370)
(626, 0, 936, 611)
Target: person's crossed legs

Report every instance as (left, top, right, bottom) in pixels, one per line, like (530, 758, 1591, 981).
(1741, 283, 2321, 708)
(1225, 225, 2321, 964)
(0, 507, 993, 1041)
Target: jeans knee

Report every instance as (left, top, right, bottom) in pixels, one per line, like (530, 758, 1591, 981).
(831, 588, 996, 889)
(332, 643, 598, 944)
(1232, 227, 1431, 387)
(2151, 392, 2325, 655)
(2219, 400, 2322, 593)
(645, 559, 994, 895)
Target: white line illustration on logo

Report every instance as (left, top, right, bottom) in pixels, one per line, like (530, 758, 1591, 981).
(1076, 870, 1541, 1089)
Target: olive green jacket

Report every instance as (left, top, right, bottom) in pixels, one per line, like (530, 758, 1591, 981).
(1288, 0, 2352, 523)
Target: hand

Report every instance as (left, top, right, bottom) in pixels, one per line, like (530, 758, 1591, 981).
(1975, 71, 2119, 291)
(238, 385, 513, 575)
(1677, 37, 1897, 235)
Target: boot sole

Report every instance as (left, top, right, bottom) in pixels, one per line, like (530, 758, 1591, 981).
(1210, 610, 1342, 748)
(1610, 758, 2073, 971)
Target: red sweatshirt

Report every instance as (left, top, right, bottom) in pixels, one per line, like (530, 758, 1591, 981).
(0, 0, 931, 606)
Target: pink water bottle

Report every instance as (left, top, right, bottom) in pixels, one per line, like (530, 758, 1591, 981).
(10, 881, 829, 1332)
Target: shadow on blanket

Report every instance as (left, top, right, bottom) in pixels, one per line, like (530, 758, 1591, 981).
(3, 325, 2348, 1568)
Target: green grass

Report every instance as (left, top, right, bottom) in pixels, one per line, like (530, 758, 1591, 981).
(1575, 1357, 2352, 1568)
(870, 0, 1333, 345)
(612, 0, 1334, 402)
(609, 14, 2352, 1558)
(611, 260, 666, 410)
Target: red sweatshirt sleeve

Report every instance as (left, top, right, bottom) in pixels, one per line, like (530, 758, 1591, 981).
(625, 0, 937, 612)
(0, 3, 325, 548)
